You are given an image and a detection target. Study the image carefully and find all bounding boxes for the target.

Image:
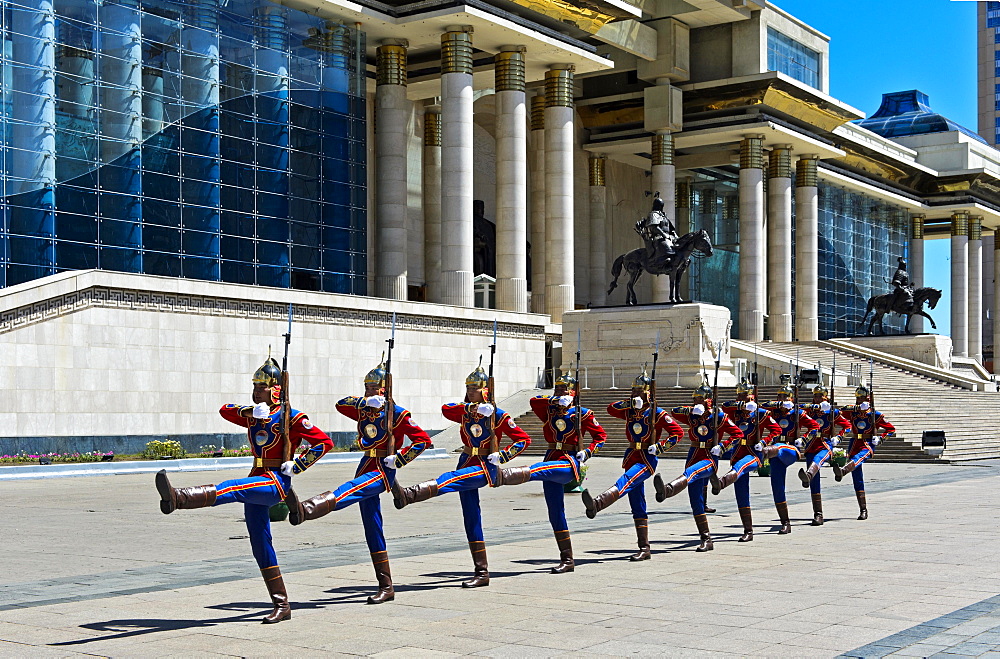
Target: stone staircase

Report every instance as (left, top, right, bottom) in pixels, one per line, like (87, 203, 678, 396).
(514, 341, 1000, 463)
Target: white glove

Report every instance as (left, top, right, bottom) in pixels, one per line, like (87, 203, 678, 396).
(782, 401, 794, 410)
(477, 403, 495, 416)
(252, 402, 271, 419)
(745, 401, 758, 413)
(820, 401, 831, 412)
(858, 401, 870, 411)
(486, 452, 502, 465)
(632, 396, 644, 409)
(556, 395, 574, 407)
(692, 404, 706, 416)
(753, 441, 765, 452)
(793, 438, 805, 449)
(646, 444, 658, 455)
(710, 445, 722, 457)
(364, 395, 386, 409)
(382, 456, 397, 470)
(871, 437, 882, 447)
(576, 450, 588, 462)
(279, 461, 295, 476)
(832, 436, 841, 447)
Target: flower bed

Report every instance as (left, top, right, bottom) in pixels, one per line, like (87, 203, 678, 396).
(0, 451, 114, 465)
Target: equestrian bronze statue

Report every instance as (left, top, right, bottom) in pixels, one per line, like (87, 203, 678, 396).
(861, 256, 942, 335)
(607, 195, 714, 305)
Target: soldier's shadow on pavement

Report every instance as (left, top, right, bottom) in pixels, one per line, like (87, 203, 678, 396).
(313, 576, 471, 604)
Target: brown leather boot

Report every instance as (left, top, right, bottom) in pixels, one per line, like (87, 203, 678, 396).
(761, 445, 781, 459)
(366, 550, 394, 604)
(811, 492, 824, 526)
(498, 466, 532, 487)
(653, 474, 688, 503)
(703, 482, 716, 514)
(287, 489, 337, 525)
(551, 529, 574, 574)
(856, 490, 868, 520)
(462, 541, 489, 588)
(798, 463, 819, 488)
(694, 513, 713, 552)
(629, 519, 651, 561)
(582, 485, 619, 519)
(738, 507, 753, 542)
(775, 500, 791, 534)
(260, 566, 291, 624)
(156, 470, 216, 514)
(833, 459, 856, 482)
(392, 479, 439, 510)
(712, 470, 737, 495)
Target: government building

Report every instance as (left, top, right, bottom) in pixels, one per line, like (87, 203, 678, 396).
(3, 0, 998, 449)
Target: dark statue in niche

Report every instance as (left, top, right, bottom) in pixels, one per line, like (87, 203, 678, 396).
(607, 193, 714, 305)
(473, 200, 496, 278)
(861, 256, 942, 335)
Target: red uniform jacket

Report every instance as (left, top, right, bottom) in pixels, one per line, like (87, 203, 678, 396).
(762, 403, 821, 448)
(220, 403, 333, 478)
(607, 400, 683, 470)
(671, 405, 743, 465)
(720, 402, 782, 462)
(530, 395, 606, 461)
(442, 402, 531, 468)
(336, 396, 430, 479)
(843, 406, 895, 456)
(803, 404, 852, 453)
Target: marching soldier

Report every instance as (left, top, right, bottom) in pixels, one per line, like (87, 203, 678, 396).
(391, 364, 531, 588)
(713, 380, 781, 542)
(832, 384, 895, 520)
(798, 385, 851, 525)
(285, 359, 430, 604)
(580, 369, 683, 561)
(495, 372, 606, 573)
(155, 356, 333, 623)
(653, 381, 743, 552)
(761, 384, 821, 534)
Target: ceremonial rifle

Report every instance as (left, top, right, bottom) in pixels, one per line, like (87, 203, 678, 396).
(868, 357, 876, 446)
(280, 304, 294, 464)
(647, 330, 660, 449)
(384, 312, 397, 457)
(753, 343, 761, 449)
(574, 328, 583, 454)
(710, 340, 722, 455)
(488, 320, 499, 484)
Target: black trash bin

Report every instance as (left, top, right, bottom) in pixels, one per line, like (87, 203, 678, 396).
(921, 430, 946, 456)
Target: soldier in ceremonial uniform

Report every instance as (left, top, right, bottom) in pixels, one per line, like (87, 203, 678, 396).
(798, 385, 851, 525)
(713, 380, 781, 542)
(832, 385, 895, 520)
(285, 359, 430, 604)
(494, 372, 606, 573)
(761, 384, 820, 534)
(653, 381, 742, 552)
(579, 369, 683, 560)
(155, 356, 333, 623)
(391, 364, 530, 588)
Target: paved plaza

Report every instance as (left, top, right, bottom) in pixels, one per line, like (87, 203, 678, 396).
(0, 455, 998, 657)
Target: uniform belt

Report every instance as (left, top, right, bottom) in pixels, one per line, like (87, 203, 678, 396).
(254, 458, 283, 469)
(631, 442, 648, 450)
(694, 441, 708, 449)
(365, 448, 390, 458)
(547, 441, 577, 451)
(462, 445, 492, 456)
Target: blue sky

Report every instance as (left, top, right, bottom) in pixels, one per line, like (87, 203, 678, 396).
(774, 0, 979, 336)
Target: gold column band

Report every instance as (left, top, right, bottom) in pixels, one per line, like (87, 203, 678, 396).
(326, 23, 351, 57)
(530, 94, 546, 130)
(795, 156, 818, 188)
(768, 147, 792, 179)
(740, 136, 764, 170)
(723, 195, 739, 220)
(588, 155, 605, 187)
(911, 215, 925, 240)
(545, 67, 574, 108)
(970, 216, 983, 241)
(494, 49, 525, 92)
(702, 191, 718, 214)
(375, 44, 407, 86)
(441, 30, 473, 75)
(952, 211, 969, 236)
(424, 110, 441, 147)
(651, 133, 674, 167)
(676, 180, 692, 209)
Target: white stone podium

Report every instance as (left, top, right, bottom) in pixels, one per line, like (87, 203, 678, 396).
(561, 303, 736, 388)
(839, 335, 953, 370)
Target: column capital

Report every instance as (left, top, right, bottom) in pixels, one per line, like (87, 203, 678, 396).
(588, 154, 606, 187)
(530, 93, 545, 130)
(441, 29, 472, 75)
(952, 211, 969, 236)
(423, 108, 441, 147)
(768, 146, 792, 179)
(376, 43, 407, 86)
(740, 136, 764, 170)
(495, 48, 525, 93)
(910, 214, 925, 239)
(969, 215, 983, 241)
(545, 67, 574, 108)
(795, 155, 818, 188)
(651, 132, 674, 167)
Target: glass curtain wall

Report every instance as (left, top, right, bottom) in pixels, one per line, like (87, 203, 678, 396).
(687, 176, 740, 335)
(0, 0, 366, 293)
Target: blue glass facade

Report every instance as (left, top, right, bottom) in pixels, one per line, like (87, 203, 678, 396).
(766, 27, 820, 90)
(1, 0, 367, 292)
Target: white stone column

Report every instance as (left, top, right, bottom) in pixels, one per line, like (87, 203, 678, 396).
(423, 106, 442, 303)
(767, 145, 793, 343)
(440, 27, 475, 307)
(589, 155, 608, 306)
(794, 155, 819, 342)
(529, 94, 546, 313)
(910, 215, 925, 334)
(374, 41, 409, 300)
(544, 65, 575, 322)
(952, 212, 970, 357)
(651, 133, 675, 303)
(969, 216, 984, 363)
(739, 136, 766, 342)
(494, 47, 528, 312)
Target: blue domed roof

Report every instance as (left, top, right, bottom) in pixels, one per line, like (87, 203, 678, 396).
(856, 90, 987, 144)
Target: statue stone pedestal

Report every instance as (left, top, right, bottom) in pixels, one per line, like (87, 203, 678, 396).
(837, 335, 953, 370)
(561, 304, 736, 388)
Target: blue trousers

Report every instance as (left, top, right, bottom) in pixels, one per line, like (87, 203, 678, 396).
(848, 445, 872, 492)
(684, 457, 717, 516)
(320, 466, 396, 553)
(768, 445, 799, 505)
(428, 458, 500, 543)
(525, 457, 580, 533)
(725, 454, 761, 509)
(805, 442, 833, 495)
(215, 473, 290, 570)
(613, 458, 658, 521)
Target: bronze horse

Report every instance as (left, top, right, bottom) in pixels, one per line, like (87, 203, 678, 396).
(861, 286, 942, 335)
(607, 229, 714, 305)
